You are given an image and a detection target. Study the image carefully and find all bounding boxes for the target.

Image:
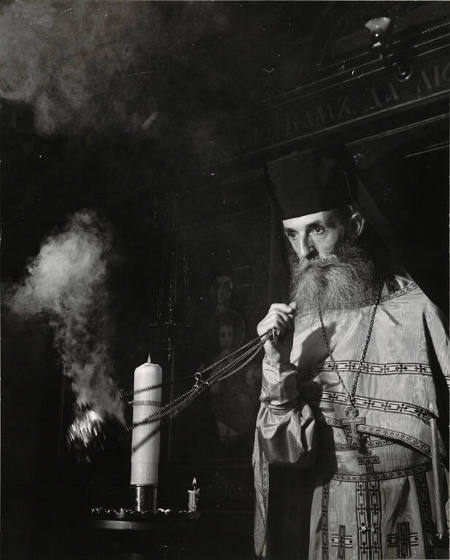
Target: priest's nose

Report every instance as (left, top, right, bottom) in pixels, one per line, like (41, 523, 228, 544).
(297, 237, 317, 260)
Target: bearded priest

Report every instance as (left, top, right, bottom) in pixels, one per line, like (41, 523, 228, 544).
(253, 148, 449, 560)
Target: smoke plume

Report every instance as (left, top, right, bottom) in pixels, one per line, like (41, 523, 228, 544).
(7, 210, 124, 422)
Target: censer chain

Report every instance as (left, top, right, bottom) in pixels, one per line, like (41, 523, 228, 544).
(127, 329, 275, 429)
(124, 329, 274, 397)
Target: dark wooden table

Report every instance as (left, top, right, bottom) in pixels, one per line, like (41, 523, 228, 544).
(56, 510, 254, 560)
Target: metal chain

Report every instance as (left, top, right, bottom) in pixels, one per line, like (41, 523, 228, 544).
(121, 331, 272, 398)
(199, 331, 272, 375)
(205, 332, 271, 385)
(207, 342, 264, 385)
(126, 386, 198, 432)
(126, 329, 275, 431)
(318, 283, 383, 408)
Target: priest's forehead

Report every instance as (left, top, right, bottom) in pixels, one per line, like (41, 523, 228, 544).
(283, 208, 348, 231)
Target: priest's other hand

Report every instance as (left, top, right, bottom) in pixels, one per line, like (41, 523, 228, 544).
(257, 302, 296, 365)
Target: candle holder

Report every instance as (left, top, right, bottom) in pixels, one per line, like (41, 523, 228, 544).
(132, 484, 158, 513)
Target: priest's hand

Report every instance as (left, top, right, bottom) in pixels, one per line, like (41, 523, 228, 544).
(257, 302, 296, 365)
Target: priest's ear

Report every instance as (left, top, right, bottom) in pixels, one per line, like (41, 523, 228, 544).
(348, 206, 365, 240)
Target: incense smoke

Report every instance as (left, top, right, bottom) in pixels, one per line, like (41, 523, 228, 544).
(7, 210, 124, 422)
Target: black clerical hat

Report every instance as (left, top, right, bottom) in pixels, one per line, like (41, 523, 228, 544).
(267, 148, 356, 219)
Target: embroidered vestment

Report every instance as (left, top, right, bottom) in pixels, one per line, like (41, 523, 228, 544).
(253, 280, 449, 559)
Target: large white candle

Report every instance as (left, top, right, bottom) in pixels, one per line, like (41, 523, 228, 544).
(130, 359, 162, 486)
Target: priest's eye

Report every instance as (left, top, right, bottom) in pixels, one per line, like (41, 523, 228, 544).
(285, 230, 297, 239)
(310, 226, 325, 235)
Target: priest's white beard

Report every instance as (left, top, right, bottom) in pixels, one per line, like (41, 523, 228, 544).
(290, 241, 377, 314)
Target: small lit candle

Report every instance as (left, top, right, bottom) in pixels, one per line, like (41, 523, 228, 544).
(188, 477, 200, 512)
(130, 355, 162, 487)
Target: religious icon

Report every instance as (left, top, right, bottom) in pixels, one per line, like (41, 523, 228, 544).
(209, 263, 235, 316)
(210, 274, 233, 314)
(208, 309, 260, 452)
(172, 210, 270, 464)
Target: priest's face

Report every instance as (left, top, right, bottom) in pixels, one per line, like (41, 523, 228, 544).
(284, 208, 376, 313)
(283, 209, 347, 260)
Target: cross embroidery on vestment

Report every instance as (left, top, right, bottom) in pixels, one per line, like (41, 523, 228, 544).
(331, 525, 353, 559)
(354, 450, 382, 560)
(357, 454, 380, 475)
(387, 522, 419, 558)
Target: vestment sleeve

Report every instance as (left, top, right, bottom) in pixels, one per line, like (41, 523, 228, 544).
(255, 358, 316, 465)
(423, 299, 449, 388)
